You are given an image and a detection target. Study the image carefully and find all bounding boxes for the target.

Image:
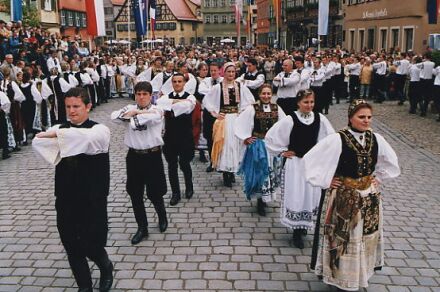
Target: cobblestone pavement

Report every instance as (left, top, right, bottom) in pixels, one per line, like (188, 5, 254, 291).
(1, 98, 439, 292)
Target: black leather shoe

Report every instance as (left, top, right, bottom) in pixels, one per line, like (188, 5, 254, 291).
(169, 193, 181, 206)
(2, 151, 11, 160)
(223, 173, 232, 187)
(159, 216, 168, 233)
(199, 151, 208, 162)
(230, 173, 236, 183)
(13, 146, 21, 152)
(257, 199, 266, 216)
(131, 227, 148, 245)
(99, 260, 113, 292)
(206, 164, 214, 172)
(78, 288, 93, 292)
(185, 188, 194, 199)
(293, 229, 305, 249)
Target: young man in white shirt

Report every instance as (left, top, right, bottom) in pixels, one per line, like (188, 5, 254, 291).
(33, 87, 113, 292)
(157, 73, 197, 206)
(111, 81, 168, 245)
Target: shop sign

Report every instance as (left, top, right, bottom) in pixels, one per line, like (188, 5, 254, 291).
(362, 8, 388, 19)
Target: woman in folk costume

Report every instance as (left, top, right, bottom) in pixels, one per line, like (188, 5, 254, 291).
(304, 99, 400, 291)
(203, 62, 255, 187)
(19, 71, 43, 140)
(136, 56, 163, 83)
(113, 58, 126, 98)
(32, 67, 53, 130)
(0, 66, 25, 149)
(265, 89, 335, 249)
(234, 84, 285, 216)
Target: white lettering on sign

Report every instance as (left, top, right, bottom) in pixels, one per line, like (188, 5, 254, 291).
(362, 8, 388, 19)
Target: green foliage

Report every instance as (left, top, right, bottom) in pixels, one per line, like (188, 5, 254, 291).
(431, 51, 440, 67)
(23, 5, 40, 27)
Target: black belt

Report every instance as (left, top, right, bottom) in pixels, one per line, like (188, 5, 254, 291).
(129, 146, 160, 154)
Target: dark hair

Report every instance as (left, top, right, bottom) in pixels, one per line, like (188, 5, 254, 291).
(247, 58, 258, 66)
(172, 73, 186, 81)
(294, 56, 304, 63)
(349, 103, 373, 118)
(22, 71, 31, 83)
(64, 87, 90, 104)
(134, 81, 153, 94)
(209, 62, 220, 69)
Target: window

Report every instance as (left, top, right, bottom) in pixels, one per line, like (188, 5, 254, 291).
(213, 15, 218, 23)
(367, 28, 375, 49)
(68, 11, 74, 27)
(380, 28, 387, 50)
(205, 15, 211, 23)
(350, 30, 355, 50)
(229, 0, 235, 6)
(404, 27, 414, 52)
(230, 15, 235, 23)
(180, 22, 184, 31)
(391, 28, 399, 49)
(43, 0, 52, 11)
(180, 37, 185, 45)
(60, 10, 66, 26)
(104, 7, 113, 15)
(105, 21, 112, 29)
(358, 29, 365, 50)
(75, 12, 81, 27)
(222, 15, 227, 23)
(220, 0, 225, 7)
(82, 13, 87, 27)
(205, 0, 210, 7)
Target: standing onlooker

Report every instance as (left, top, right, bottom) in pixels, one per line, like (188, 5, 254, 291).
(359, 58, 373, 99)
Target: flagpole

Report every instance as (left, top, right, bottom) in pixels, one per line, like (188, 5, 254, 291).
(128, 0, 131, 53)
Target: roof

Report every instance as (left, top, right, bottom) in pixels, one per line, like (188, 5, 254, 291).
(111, 0, 125, 6)
(189, 0, 201, 6)
(164, 0, 198, 21)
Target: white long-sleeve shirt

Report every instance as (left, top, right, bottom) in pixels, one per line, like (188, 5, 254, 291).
(111, 104, 164, 150)
(272, 71, 300, 99)
(347, 62, 362, 76)
(32, 123, 110, 166)
(416, 61, 435, 80)
(0, 91, 11, 114)
(373, 61, 387, 76)
(156, 91, 196, 117)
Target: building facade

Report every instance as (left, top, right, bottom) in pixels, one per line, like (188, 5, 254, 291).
(284, 0, 343, 49)
(256, 0, 285, 49)
(114, 0, 202, 45)
(202, 0, 254, 46)
(58, 0, 89, 38)
(343, 0, 440, 53)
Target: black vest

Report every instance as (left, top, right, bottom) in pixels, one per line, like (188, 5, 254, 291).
(74, 72, 83, 87)
(288, 112, 321, 158)
(244, 71, 263, 99)
(55, 119, 110, 199)
(252, 102, 278, 138)
(335, 129, 378, 179)
(47, 77, 63, 99)
(63, 72, 70, 83)
(163, 72, 172, 84)
(163, 92, 194, 148)
(219, 82, 239, 114)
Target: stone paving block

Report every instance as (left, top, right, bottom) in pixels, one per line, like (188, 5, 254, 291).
(184, 279, 207, 289)
(257, 280, 285, 290)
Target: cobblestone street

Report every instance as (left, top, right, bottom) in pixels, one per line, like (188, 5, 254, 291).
(1, 98, 439, 292)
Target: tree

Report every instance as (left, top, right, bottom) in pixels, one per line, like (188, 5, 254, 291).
(0, 0, 40, 27)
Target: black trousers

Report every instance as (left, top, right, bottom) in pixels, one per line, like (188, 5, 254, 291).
(433, 85, 440, 116)
(56, 195, 109, 288)
(374, 74, 387, 102)
(420, 78, 433, 114)
(126, 149, 167, 228)
(310, 86, 323, 113)
(0, 111, 8, 152)
(395, 74, 406, 102)
(202, 109, 215, 160)
(163, 145, 194, 194)
(408, 81, 420, 112)
(276, 97, 297, 115)
(98, 78, 106, 103)
(349, 75, 360, 101)
(104, 77, 111, 100)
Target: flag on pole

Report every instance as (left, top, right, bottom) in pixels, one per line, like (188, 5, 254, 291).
(318, 0, 329, 35)
(150, 0, 156, 39)
(10, 0, 22, 22)
(235, 0, 243, 43)
(273, 0, 281, 32)
(132, 0, 148, 36)
(86, 0, 106, 36)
